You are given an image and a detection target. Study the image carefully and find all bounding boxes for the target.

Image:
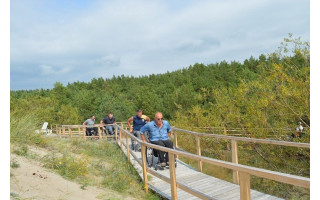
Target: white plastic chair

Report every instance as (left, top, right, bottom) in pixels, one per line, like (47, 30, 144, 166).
(35, 122, 51, 134)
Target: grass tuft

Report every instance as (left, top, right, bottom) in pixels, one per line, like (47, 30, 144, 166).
(10, 160, 20, 168)
(43, 152, 89, 180)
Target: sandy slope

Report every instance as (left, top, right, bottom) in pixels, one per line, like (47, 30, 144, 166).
(10, 149, 134, 200)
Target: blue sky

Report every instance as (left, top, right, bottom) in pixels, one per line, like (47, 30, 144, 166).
(10, 0, 310, 90)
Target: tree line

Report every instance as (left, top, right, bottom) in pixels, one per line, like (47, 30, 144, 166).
(11, 35, 309, 141)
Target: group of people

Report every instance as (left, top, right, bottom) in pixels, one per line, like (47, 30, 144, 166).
(83, 109, 174, 168)
(82, 112, 116, 136)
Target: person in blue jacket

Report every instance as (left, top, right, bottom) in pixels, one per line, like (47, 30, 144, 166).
(140, 112, 173, 167)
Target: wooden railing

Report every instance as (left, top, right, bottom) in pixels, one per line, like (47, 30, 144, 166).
(53, 123, 126, 140)
(115, 124, 310, 200)
(172, 127, 310, 185)
(52, 123, 310, 200)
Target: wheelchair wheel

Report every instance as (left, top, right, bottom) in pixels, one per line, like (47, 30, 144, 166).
(131, 139, 136, 151)
(146, 146, 153, 168)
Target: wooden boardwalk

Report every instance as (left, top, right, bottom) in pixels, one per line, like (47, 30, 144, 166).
(118, 139, 283, 200)
(55, 124, 309, 199)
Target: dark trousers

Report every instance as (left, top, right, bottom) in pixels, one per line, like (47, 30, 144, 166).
(86, 127, 98, 136)
(150, 140, 173, 163)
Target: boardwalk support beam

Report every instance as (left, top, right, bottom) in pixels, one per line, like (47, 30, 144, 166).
(141, 144, 148, 193)
(196, 135, 202, 172)
(173, 130, 179, 159)
(169, 152, 178, 200)
(232, 139, 239, 184)
(240, 172, 251, 200)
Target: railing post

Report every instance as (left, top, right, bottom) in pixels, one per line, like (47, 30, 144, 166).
(59, 127, 61, 139)
(169, 152, 178, 200)
(239, 172, 251, 200)
(62, 126, 65, 136)
(196, 135, 202, 172)
(115, 125, 118, 141)
(68, 127, 72, 139)
(173, 130, 179, 160)
(141, 144, 148, 193)
(232, 139, 239, 184)
(98, 126, 102, 140)
(78, 127, 80, 136)
(119, 127, 123, 150)
(83, 127, 86, 139)
(126, 133, 130, 161)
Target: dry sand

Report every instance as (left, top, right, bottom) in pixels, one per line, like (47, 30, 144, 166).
(10, 147, 135, 200)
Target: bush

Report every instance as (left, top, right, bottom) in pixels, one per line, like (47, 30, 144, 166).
(43, 153, 89, 180)
(10, 110, 48, 147)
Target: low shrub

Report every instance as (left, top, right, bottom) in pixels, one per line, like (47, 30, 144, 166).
(43, 153, 89, 180)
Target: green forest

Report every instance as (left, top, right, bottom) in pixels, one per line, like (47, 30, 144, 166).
(10, 35, 310, 198)
(11, 35, 310, 138)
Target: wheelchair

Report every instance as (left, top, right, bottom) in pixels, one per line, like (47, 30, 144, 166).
(86, 127, 98, 137)
(144, 132, 177, 170)
(131, 131, 141, 152)
(103, 125, 115, 135)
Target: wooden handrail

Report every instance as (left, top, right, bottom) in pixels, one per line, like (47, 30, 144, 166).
(116, 124, 310, 200)
(173, 127, 309, 185)
(173, 127, 310, 148)
(58, 124, 117, 139)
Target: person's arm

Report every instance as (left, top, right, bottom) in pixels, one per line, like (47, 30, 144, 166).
(127, 116, 133, 132)
(140, 134, 146, 142)
(168, 131, 171, 138)
(100, 120, 105, 130)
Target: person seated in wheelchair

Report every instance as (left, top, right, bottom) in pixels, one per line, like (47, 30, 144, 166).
(140, 112, 174, 167)
(100, 112, 116, 135)
(83, 115, 98, 136)
(127, 109, 150, 151)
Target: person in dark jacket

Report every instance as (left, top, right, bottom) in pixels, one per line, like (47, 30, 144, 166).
(100, 112, 116, 135)
(127, 109, 150, 151)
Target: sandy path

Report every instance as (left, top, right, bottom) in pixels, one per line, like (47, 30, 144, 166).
(10, 153, 132, 200)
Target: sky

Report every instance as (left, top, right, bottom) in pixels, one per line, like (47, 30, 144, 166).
(10, 0, 310, 90)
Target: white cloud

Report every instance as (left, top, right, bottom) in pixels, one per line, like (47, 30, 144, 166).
(39, 64, 72, 76)
(10, 0, 310, 89)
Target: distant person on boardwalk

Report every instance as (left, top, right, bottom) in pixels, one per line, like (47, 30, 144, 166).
(127, 109, 150, 151)
(100, 112, 116, 135)
(140, 112, 174, 167)
(83, 115, 98, 136)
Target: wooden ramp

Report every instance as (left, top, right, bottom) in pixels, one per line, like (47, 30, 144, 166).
(117, 139, 283, 200)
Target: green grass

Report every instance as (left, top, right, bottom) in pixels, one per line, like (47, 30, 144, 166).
(10, 160, 20, 168)
(42, 139, 161, 199)
(10, 111, 162, 200)
(10, 110, 48, 147)
(42, 152, 89, 180)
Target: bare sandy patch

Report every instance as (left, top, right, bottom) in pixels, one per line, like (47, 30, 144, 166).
(10, 153, 134, 200)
